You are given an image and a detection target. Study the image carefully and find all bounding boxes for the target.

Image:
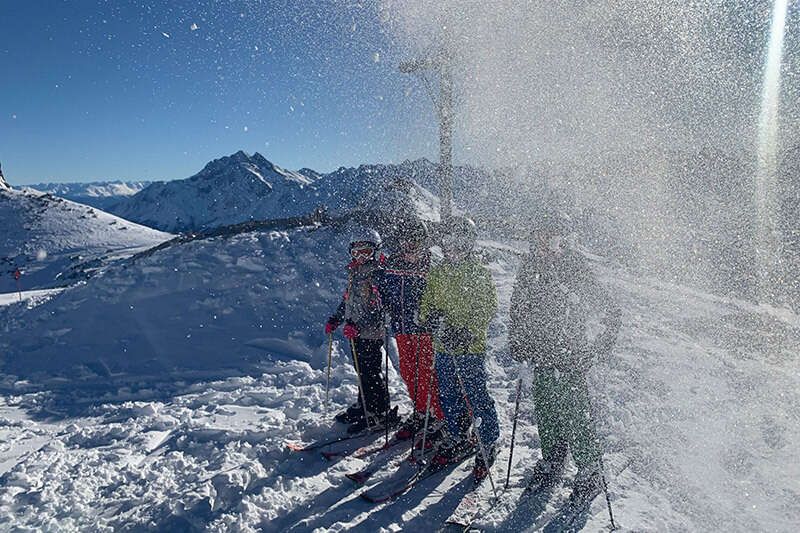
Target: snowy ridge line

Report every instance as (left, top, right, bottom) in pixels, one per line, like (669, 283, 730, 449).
(127, 208, 389, 264)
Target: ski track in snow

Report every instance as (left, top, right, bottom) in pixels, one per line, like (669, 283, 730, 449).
(0, 238, 798, 531)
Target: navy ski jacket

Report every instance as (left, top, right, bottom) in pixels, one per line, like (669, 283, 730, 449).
(376, 251, 431, 336)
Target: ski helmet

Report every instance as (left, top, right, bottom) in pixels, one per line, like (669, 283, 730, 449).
(529, 208, 571, 256)
(440, 216, 477, 258)
(530, 208, 570, 238)
(348, 228, 381, 260)
(394, 218, 429, 247)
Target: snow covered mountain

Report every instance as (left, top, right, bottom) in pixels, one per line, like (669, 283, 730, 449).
(0, 187, 171, 292)
(109, 151, 322, 232)
(0, 219, 797, 531)
(26, 181, 152, 210)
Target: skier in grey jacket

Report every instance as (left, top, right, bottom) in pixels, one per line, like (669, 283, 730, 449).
(326, 231, 397, 433)
(510, 210, 621, 501)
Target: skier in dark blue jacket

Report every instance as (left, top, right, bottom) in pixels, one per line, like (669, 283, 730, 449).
(377, 219, 445, 442)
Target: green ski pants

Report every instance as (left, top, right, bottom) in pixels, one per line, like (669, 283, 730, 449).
(531, 367, 601, 470)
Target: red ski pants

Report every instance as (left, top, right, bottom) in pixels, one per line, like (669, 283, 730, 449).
(396, 334, 444, 420)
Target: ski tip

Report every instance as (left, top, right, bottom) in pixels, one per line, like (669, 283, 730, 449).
(285, 442, 305, 452)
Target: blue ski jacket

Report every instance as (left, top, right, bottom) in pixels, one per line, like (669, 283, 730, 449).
(376, 251, 431, 336)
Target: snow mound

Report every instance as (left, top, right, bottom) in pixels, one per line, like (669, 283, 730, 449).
(0, 188, 171, 292)
(0, 223, 360, 379)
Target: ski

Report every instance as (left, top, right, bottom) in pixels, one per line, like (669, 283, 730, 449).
(541, 487, 603, 533)
(360, 448, 476, 504)
(285, 424, 386, 454)
(346, 441, 436, 486)
(444, 483, 506, 531)
(444, 469, 564, 532)
(322, 435, 408, 462)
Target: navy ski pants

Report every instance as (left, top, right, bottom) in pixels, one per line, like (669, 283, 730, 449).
(435, 352, 499, 447)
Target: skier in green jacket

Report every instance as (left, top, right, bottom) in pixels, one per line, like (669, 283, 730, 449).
(510, 209, 621, 502)
(420, 216, 499, 482)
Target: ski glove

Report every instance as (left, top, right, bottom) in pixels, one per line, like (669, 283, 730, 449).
(325, 318, 339, 335)
(441, 324, 474, 353)
(343, 322, 359, 339)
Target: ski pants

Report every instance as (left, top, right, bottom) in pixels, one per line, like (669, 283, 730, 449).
(351, 338, 389, 416)
(531, 366, 601, 470)
(435, 352, 499, 448)
(396, 334, 444, 420)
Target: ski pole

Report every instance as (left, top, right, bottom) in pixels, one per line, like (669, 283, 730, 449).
(505, 376, 523, 490)
(416, 348, 437, 466)
(384, 338, 390, 446)
(453, 356, 498, 499)
(600, 456, 617, 530)
(324, 334, 333, 419)
(350, 339, 372, 429)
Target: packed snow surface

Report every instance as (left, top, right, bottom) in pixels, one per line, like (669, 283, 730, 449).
(0, 224, 797, 531)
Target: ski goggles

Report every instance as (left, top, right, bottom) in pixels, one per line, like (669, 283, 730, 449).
(350, 245, 375, 260)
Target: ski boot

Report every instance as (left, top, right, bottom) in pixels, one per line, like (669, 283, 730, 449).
(335, 403, 363, 425)
(569, 466, 603, 503)
(431, 432, 476, 468)
(525, 457, 565, 493)
(395, 412, 424, 441)
(346, 405, 399, 434)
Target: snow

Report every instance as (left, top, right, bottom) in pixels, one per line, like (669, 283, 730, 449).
(25, 181, 152, 211)
(0, 288, 64, 307)
(0, 222, 797, 531)
(0, 187, 171, 293)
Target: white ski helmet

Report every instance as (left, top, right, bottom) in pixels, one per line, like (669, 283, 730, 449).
(348, 228, 382, 256)
(440, 216, 477, 257)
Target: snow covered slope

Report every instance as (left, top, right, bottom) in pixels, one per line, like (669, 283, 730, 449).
(0, 187, 171, 292)
(26, 181, 152, 210)
(0, 224, 346, 377)
(0, 225, 797, 531)
(109, 151, 322, 232)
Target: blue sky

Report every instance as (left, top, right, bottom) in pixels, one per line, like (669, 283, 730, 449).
(0, 1, 436, 184)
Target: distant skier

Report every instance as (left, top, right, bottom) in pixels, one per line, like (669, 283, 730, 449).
(420, 216, 499, 482)
(326, 230, 398, 433)
(509, 209, 621, 502)
(376, 218, 445, 443)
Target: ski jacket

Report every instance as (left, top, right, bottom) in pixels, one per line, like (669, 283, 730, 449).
(419, 256, 497, 355)
(509, 249, 620, 370)
(331, 259, 385, 340)
(376, 251, 431, 336)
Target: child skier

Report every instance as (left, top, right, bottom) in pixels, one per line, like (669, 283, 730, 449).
(420, 216, 499, 482)
(326, 230, 398, 434)
(377, 218, 445, 443)
(509, 209, 621, 502)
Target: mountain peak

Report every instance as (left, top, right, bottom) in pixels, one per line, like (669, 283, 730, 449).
(0, 162, 9, 190)
(231, 150, 250, 162)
